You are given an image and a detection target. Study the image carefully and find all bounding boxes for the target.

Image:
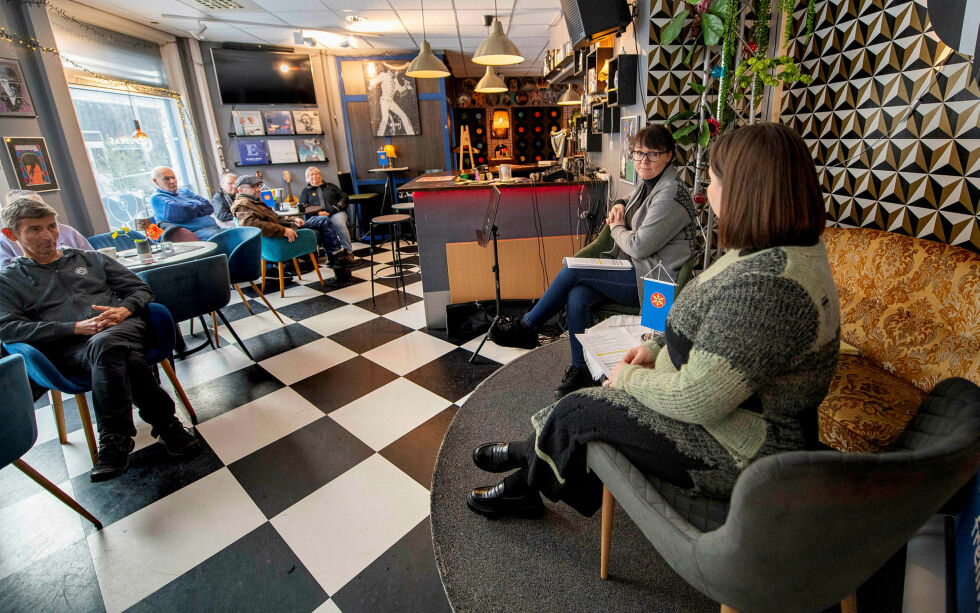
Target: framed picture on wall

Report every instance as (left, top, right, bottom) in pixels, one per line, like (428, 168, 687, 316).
(4, 137, 58, 192)
(232, 110, 264, 135)
(263, 110, 294, 135)
(620, 115, 638, 184)
(0, 58, 36, 117)
(363, 60, 420, 137)
(292, 110, 321, 134)
(297, 138, 326, 162)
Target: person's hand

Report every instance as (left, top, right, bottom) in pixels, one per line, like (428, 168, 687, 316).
(318, 211, 329, 217)
(605, 203, 625, 225)
(293, 217, 306, 227)
(92, 305, 131, 329)
(608, 205, 626, 228)
(73, 316, 102, 336)
(622, 344, 654, 366)
(605, 361, 626, 388)
(283, 228, 298, 242)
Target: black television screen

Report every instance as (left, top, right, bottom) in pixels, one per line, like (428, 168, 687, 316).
(212, 48, 316, 105)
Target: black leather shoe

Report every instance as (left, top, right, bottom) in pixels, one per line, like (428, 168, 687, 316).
(554, 365, 596, 399)
(90, 434, 135, 482)
(472, 442, 524, 473)
(151, 420, 201, 458)
(467, 481, 545, 519)
(489, 318, 539, 350)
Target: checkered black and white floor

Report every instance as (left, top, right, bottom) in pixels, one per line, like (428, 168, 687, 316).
(0, 242, 530, 612)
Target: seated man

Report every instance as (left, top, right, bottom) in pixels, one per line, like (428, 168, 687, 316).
(0, 190, 92, 267)
(150, 166, 221, 240)
(210, 172, 238, 228)
(230, 175, 355, 274)
(0, 197, 200, 482)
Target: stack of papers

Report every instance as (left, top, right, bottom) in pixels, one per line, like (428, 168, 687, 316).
(576, 317, 652, 380)
(563, 257, 633, 270)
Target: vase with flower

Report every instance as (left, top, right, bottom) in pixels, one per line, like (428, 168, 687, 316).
(112, 222, 164, 263)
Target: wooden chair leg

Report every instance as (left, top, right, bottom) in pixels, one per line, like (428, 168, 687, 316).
(278, 262, 286, 297)
(261, 259, 267, 293)
(51, 390, 68, 444)
(189, 318, 195, 334)
(13, 459, 102, 529)
(720, 606, 739, 613)
(310, 254, 325, 286)
(75, 394, 98, 465)
(211, 311, 220, 348)
(234, 284, 254, 314)
(159, 358, 197, 425)
(248, 281, 284, 324)
(292, 257, 303, 280)
(840, 592, 858, 613)
(600, 485, 614, 580)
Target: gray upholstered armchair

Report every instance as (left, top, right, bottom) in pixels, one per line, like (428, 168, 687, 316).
(587, 377, 980, 613)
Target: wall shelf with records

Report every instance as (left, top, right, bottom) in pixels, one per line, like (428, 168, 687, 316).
(227, 132, 325, 138)
(231, 108, 328, 168)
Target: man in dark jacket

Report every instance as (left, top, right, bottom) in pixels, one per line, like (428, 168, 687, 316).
(0, 197, 199, 482)
(210, 172, 237, 222)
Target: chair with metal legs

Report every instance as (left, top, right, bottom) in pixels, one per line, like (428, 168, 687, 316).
(369, 214, 418, 307)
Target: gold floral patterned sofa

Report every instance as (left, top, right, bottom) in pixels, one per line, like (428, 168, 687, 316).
(819, 226, 980, 452)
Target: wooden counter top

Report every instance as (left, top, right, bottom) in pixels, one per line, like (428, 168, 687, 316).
(400, 171, 605, 193)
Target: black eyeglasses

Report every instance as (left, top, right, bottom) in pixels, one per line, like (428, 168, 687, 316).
(630, 150, 669, 162)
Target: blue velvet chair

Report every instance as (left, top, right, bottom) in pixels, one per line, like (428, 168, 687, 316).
(0, 354, 101, 529)
(210, 227, 283, 324)
(2, 303, 198, 464)
(137, 254, 254, 361)
(87, 230, 147, 251)
(260, 228, 324, 297)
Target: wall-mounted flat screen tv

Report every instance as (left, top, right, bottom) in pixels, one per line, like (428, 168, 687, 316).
(212, 48, 316, 105)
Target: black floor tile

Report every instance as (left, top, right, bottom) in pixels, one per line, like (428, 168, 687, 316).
(128, 523, 328, 613)
(351, 246, 388, 257)
(47, 391, 95, 435)
(240, 276, 298, 299)
(220, 298, 269, 323)
(353, 291, 422, 316)
(71, 436, 224, 535)
(0, 438, 70, 510)
(328, 318, 413, 354)
(229, 417, 374, 518)
(418, 327, 456, 345)
(404, 348, 500, 404)
(291, 357, 398, 414)
(331, 518, 451, 613)
(0, 540, 104, 613)
(380, 406, 458, 489)
(184, 364, 285, 421)
(275, 294, 347, 321)
(241, 324, 323, 362)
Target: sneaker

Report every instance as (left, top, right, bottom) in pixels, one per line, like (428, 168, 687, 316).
(151, 420, 201, 457)
(554, 365, 596, 399)
(90, 434, 136, 482)
(489, 318, 539, 350)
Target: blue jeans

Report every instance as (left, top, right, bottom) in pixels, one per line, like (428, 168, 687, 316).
(303, 215, 342, 253)
(523, 265, 639, 368)
(326, 210, 352, 251)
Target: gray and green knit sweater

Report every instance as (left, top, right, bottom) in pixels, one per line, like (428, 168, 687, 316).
(612, 241, 841, 466)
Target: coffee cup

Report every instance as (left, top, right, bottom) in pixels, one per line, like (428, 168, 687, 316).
(97, 247, 117, 260)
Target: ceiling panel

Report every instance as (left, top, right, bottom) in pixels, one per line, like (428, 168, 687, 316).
(251, 0, 329, 10)
(276, 11, 342, 26)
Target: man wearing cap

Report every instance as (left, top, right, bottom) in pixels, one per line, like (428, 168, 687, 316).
(230, 175, 354, 273)
(150, 166, 221, 240)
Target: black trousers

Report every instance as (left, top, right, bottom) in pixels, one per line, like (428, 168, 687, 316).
(43, 316, 177, 438)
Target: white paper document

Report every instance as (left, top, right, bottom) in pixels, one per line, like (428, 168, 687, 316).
(576, 325, 650, 380)
(563, 257, 633, 271)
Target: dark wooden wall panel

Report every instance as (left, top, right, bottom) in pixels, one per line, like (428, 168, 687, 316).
(389, 100, 447, 173)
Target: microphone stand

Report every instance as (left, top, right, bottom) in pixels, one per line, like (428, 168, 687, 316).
(469, 223, 501, 364)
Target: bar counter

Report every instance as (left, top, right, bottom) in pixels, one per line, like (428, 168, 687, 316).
(402, 172, 607, 329)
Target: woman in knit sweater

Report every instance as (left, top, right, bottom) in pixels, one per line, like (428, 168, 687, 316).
(491, 124, 698, 399)
(467, 123, 841, 518)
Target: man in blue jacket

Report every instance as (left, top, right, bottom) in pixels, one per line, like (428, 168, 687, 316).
(150, 166, 221, 239)
(0, 197, 200, 482)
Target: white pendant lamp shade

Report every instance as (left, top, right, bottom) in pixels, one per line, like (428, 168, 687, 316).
(474, 65, 507, 93)
(406, 41, 451, 78)
(557, 86, 581, 106)
(472, 19, 524, 65)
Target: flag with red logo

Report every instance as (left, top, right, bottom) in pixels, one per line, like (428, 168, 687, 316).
(641, 263, 676, 332)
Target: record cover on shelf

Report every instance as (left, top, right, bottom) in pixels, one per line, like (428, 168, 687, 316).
(263, 110, 294, 135)
(237, 140, 268, 165)
(232, 110, 264, 135)
(297, 138, 326, 162)
(267, 139, 298, 164)
(292, 110, 321, 134)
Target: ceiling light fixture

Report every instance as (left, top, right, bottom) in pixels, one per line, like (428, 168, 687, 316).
(192, 22, 207, 40)
(557, 85, 581, 106)
(474, 65, 507, 93)
(472, 1, 524, 66)
(406, 0, 451, 78)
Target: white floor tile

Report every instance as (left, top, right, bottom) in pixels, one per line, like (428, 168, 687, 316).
(350, 266, 375, 282)
(262, 284, 326, 309)
(299, 304, 377, 337)
(404, 280, 424, 297)
(460, 336, 531, 365)
(314, 600, 343, 613)
(0, 480, 85, 581)
(381, 300, 427, 329)
(173, 344, 254, 390)
(64, 428, 95, 479)
(217, 310, 294, 342)
(457, 391, 473, 406)
(271, 455, 429, 595)
(362, 330, 456, 376)
(33, 401, 59, 445)
(259, 337, 357, 385)
(88, 468, 265, 613)
(328, 378, 451, 450)
(327, 280, 392, 303)
(195, 387, 325, 465)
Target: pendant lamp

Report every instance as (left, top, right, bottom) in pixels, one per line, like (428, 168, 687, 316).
(474, 65, 507, 93)
(472, 19, 524, 65)
(557, 85, 581, 106)
(406, 0, 451, 78)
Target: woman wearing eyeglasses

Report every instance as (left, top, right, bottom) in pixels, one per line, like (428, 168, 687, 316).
(467, 123, 839, 520)
(491, 124, 698, 398)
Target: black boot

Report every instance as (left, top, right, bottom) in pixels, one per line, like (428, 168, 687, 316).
(467, 478, 545, 519)
(554, 365, 595, 399)
(151, 419, 201, 458)
(90, 434, 136, 482)
(489, 318, 539, 350)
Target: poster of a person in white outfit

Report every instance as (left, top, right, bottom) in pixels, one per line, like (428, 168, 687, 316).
(364, 61, 420, 137)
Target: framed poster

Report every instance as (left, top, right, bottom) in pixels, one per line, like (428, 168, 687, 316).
(232, 110, 264, 135)
(363, 60, 420, 136)
(292, 110, 321, 134)
(263, 110, 294, 135)
(297, 138, 326, 162)
(237, 140, 268, 165)
(620, 115, 638, 184)
(267, 139, 298, 164)
(4, 137, 58, 192)
(0, 58, 36, 117)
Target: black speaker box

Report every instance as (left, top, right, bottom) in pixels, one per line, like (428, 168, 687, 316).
(560, 0, 632, 50)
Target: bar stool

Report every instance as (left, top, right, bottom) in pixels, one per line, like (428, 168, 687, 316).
(369, 214, 419, 307)
(390, 201, 416, 245)
(347, 192, 379, 242)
